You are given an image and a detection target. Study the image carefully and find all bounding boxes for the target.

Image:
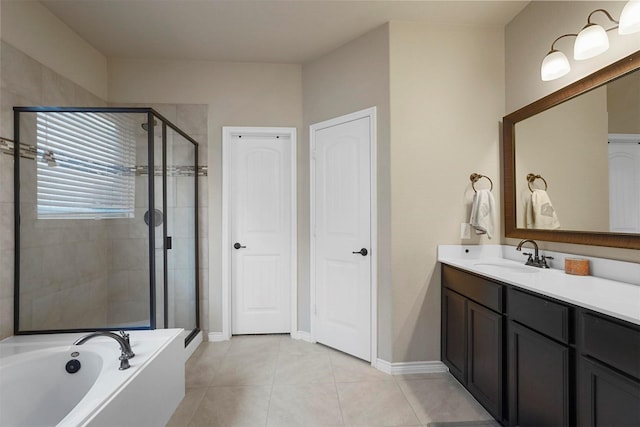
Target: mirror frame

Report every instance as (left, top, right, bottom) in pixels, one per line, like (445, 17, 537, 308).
(503, 50, 640, 250)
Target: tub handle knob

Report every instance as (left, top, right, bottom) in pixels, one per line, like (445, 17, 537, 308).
(119, 352, 131, 370)
(119, 330, 130, 346)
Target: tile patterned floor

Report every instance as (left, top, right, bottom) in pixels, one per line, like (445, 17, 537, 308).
(167, 335, 494, 427)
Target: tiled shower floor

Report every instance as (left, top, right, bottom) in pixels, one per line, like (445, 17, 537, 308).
(167, 335, 495, 427)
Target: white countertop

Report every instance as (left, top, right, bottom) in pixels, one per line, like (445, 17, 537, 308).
(438, 245, 640, 326)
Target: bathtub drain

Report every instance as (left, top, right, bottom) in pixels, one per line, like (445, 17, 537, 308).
(65, 359, 81, 374)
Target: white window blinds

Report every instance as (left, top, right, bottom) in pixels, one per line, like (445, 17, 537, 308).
(36, 112, 137, 219)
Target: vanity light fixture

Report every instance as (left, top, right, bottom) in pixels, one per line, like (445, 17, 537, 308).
(573, 9, 618, 60)
(541, 34, 576, 81)
(620, 0, 640, 34)
(541, 1, 640, 81)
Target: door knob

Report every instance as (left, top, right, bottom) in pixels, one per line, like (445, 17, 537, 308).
(352, 248, 368, 256)
(234, 242, 246, 250)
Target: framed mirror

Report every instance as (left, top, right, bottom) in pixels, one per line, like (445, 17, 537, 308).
(503, 50, 640, 249)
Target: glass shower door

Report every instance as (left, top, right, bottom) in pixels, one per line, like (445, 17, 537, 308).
(16, 110, 152, 332)
(164, 128, 198, 340)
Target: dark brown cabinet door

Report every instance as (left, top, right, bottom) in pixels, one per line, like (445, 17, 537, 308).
(508, 321, 570, 427)
(442, 288, 467, 383)
(578, 357, 640, 427)
(467, 300, 503, 421)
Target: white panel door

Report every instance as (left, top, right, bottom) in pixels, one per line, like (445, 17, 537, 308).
(231, 134, 292, 334)
(608, 141, 640, 233)
(312, 116, 372, 361)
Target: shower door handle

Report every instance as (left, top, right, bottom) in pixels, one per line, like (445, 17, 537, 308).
(234, 242, 246, 250)
(165, 236, 172, 250)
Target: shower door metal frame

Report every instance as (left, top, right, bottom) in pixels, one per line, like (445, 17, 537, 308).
(12, 107, 200, 346)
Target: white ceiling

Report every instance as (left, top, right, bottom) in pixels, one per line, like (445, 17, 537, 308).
(40, 0, 529, 64)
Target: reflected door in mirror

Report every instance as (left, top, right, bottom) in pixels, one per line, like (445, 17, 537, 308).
(608, 139, 640, 233)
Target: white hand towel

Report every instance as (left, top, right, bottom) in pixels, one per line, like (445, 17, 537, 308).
(525, 189, 560, 230)
(470, 189, 496, 239)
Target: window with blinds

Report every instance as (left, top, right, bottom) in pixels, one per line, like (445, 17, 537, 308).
(36, 112, 137, 219)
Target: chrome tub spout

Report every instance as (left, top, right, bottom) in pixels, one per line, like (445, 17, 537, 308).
(74, 331, 135, 370)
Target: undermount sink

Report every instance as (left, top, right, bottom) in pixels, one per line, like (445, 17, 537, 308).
(473, 262, 539, 274)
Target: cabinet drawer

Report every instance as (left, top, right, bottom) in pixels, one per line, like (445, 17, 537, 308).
(580, 312, 640, 379)
(508, 288, 570, 344)
(442, 265, 504, 313)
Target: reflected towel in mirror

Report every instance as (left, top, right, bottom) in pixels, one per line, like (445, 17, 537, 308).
(525, 189, 561, 229)
(470, 189, 496, 239)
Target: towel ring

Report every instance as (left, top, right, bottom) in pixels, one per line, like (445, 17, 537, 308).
(470, 173, 493, 192)
(527, 173, 548, 192)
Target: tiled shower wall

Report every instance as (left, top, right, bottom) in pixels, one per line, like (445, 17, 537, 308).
(0, 41, 209, 338)
(0, 41, 108, 337)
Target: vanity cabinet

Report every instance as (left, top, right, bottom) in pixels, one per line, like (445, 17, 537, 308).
(507, 289, 571, 427)
(441, 263, 640, 427)
(441, 265, 505, 422)
(577, 311, 640, 426)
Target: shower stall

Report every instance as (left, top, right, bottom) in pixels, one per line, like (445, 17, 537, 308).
(13, 107, 199, 344)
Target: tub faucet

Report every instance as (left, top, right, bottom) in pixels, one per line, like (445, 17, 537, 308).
(73, 331, 135, 370)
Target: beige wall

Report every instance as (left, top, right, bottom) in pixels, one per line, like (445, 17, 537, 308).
(505, 1, 640, 262)
(515, 86, 609, 231)
(0, 0, 108, 100)
(389, 22, 504, 362)
(108, 58, 303, 336)
(302, 24, 392, 360)
(608, 71, 640, 134)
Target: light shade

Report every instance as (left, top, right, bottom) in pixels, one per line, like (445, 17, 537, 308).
(619, 0, 640, 34)
(541, 50, 571, 81)
(574, 24, 609, 60)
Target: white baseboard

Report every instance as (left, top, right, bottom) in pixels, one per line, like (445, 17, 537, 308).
(290, 331, 314, 342)
(207, 332, 228, 342)
(375, 359, 449, 375)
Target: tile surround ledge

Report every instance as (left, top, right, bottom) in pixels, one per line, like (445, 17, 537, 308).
(438, 245, 640, 326)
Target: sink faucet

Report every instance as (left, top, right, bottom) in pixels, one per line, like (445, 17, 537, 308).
(516, 239, 539, 264)
(516, 239, 553, 268)
(73, 331, 135, 370)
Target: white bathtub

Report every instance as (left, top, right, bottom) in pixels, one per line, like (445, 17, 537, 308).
(0, 329, 185, 427)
